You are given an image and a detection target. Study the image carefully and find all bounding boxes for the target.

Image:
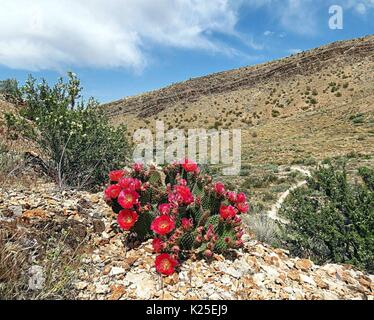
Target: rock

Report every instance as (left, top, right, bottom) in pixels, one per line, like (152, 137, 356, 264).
(253, 273, 266, 286)
(300, 274, 316, 286)
(288, 270, 300, 282)
(22, 208, 48, 219)
(322, 291, 339, 300)
(75, 281, 88, 290)
(93, 219, 105, 233)
(28, 265, 45, 290)
(314, 276, 329, 289)
(125, 272, 156, 299)
(295, 259, 313, 271)
(210, 293, 222, 300)
(109, 284, 126, 300)
(96, 284, 110, 294)
(63, 200, 77, 210)
(261, 265, 279, 279)
(217, 262, 243, 278)
(109, 267, 126, 276)
(8, 205, 23, 217)
(162, 292, 174, 300)
(90, 194, 100, 203)
(322, 264, 338, 277)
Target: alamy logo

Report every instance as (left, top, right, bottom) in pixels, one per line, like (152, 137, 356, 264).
(329, 5, 343, 30)
(132, 121, 241, 175)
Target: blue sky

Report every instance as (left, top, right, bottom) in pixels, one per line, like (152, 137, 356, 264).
(0, 0, 373, 103)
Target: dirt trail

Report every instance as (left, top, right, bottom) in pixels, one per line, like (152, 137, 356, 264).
(267, 166, 311, 224)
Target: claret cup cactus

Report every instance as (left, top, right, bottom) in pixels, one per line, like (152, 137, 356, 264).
(104, 159, 249, 275)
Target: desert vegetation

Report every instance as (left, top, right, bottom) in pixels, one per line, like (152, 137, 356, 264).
(2, 73, 130, 190)
(279, 163, 374, 273)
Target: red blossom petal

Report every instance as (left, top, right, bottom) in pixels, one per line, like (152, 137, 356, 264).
(117, 209, 138, 230)
(181, 159, 198, 173)
(151, 215, 175, 235)
(118, 190, 139, 209)
(109, 170, 126, 182)
(155, 253, 178, 275)
(104, 184, 122, 199)
(219, 205, 237, 220)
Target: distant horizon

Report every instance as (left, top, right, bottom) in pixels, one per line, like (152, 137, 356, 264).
(1, 0, 373, 103)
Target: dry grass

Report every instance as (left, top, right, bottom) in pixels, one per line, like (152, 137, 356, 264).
(242, 214, 281, 246)
(0, 221, 87, 300)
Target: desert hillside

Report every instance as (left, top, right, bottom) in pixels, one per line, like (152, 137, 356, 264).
(103, 35, 374, 165)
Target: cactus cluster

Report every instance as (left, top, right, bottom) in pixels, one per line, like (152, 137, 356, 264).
(104, 159, 249, 275)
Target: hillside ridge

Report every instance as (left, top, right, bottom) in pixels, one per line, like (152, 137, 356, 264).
(102, 35, 374, 118)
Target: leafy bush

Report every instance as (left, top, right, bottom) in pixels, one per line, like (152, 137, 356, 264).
(104, 159, 249, 275)
(280, 163, 374, 272)
(0, 79, 22, 104)
(4, 73, 130, 190)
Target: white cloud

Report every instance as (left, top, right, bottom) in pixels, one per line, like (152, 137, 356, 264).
(341, 0, 374, 14)
(288, 48, 302, 54)
(355, 3, 367, 14)
(264, 30, 274, 36)
(0, 0, 244, 71)
(240, 0, 318, 35)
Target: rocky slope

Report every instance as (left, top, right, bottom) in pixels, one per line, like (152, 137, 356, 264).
(1, 183, 373, 300)
(100, 36, 374, 175)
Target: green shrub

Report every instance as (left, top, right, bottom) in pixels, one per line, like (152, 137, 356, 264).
(280, 163, 374, 273)
(0, 79, 22, 104)
(4, 73, 130, 190)
(272, 110, 280, 117)
(350, 113, 365, 125)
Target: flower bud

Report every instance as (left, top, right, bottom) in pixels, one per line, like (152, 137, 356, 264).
(204, 249, 213, 257)
(171, 245, 180, 254)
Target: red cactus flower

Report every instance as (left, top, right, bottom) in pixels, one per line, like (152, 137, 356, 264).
(155, 253, 178, 275)
(104, 184, 122, 199)
(181, 218, 193, 230)
(119, 177, 141, 191)
(118, 190, 139, 209)
(152, 238, 164, 253)
(132, 163, 144, 172)
(117, 209, 138, 230)
(181, 158, 198, 173)
(214, 182, 225, 195)
(236, 192, 247, 203)
(237, 201, 249, 213)
(174, 185, 194, 205)
(227, 191, 237, 202)
(219, 205, 237, 220)
(158, 203, 171, 215)
(151, 215, 175, 235)
(109, 170, 126, 182)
